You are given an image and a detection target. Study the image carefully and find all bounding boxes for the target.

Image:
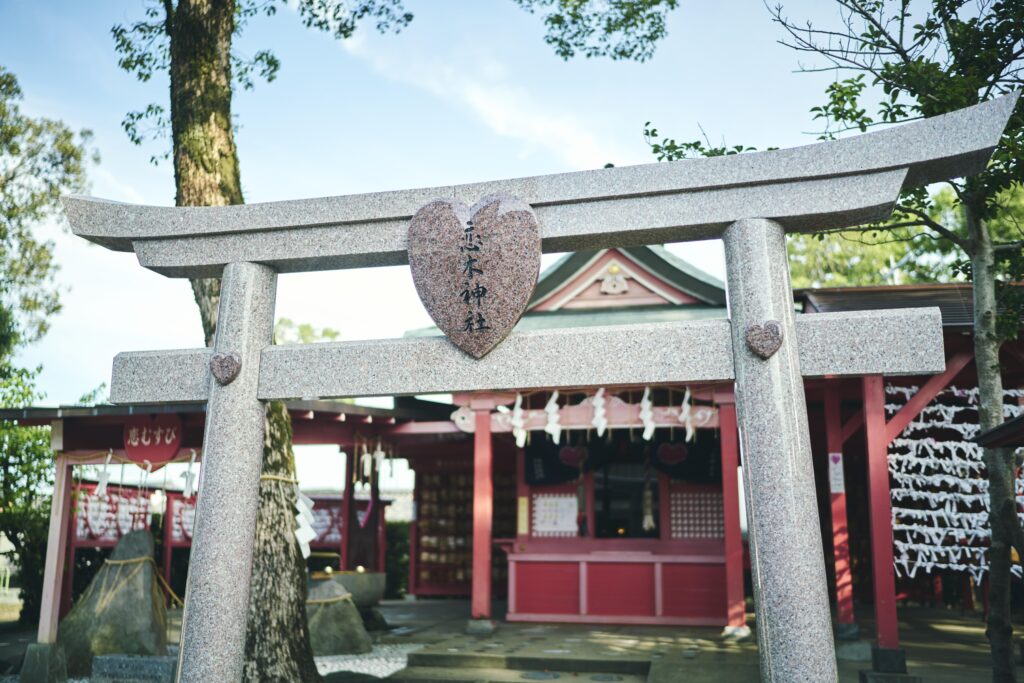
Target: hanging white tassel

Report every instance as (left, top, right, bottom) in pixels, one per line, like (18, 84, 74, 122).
(544, 391, 562, 444)
(361, 444, 373, 479)
(372, 440, 385, 473)
(511, 393, 527, 448)
(642, 484, 655, 531)
(96, 450, 113, 497)
(293, 484, 317, 559)
(182, 449, 198, 499)
(141, 460, 153, 494)
(591, 388, 608, 437)
(639, 387, 655, 441)
(679, 387, 695, 442)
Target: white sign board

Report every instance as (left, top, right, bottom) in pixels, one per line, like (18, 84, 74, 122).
(531, 494, 578, 537)
(828, 452, 845, 495)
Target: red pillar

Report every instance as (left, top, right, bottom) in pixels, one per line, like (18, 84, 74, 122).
(471, 408, 493, 620)
(825, 386, 856, 627)
(372, 468, 385, 573)
(60, 483, 77, 618)
(39, 456, 73, 642)
(584, 471, 595, 537)
(341, 448, 354, 571)
(658, 472, 671, 540)
(515, 448, 528, 540)
(376, 508, 387, 574)
(863, 375, 899, 649)
(408, 490, 420, 596)
(719, 402, 745, 628)
(163, 494, 175, 591)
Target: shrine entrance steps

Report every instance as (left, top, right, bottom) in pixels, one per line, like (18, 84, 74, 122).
(384, 626, 759, 682)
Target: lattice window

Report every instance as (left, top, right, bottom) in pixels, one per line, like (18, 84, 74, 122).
(669, 490, 724, 539)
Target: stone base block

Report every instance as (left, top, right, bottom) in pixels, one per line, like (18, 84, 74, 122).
(836, 639, 872, 662)
(836, 621, 860, 641)
(91, 655, 177, 683)
(872, 647, 907, 674)
(18, 643, 67, 683)
(360, 606, 390, 632)
(720, 625, 752, 642)
(465, 619, 497, 636)
(858, 672, 923, 683)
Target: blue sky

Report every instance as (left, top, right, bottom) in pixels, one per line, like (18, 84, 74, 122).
(2, 0, 844, 489)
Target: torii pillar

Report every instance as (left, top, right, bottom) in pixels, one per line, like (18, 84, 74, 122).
(724, 218, 837, 680)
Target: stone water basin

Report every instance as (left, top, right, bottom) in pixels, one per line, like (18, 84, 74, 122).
(311, 570, 386, 609)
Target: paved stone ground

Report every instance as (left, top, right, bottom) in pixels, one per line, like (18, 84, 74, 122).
(0, 623, 35, 675)
(375, 600, 1010, 682)
(0, 598, 1011, 680)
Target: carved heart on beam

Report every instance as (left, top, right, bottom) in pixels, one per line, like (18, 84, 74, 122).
(745, 320, 784, 359)
(210, 352, 242, 385)
(408, 194, 541, 359)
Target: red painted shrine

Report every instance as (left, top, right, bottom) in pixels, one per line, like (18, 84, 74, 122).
(4, 245, 1024, 647)
(400, 247, 745, 625)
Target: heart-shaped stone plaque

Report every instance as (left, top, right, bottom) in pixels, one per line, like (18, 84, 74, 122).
(408, 194, 541, 358)
(558, 446, 587, 468)
(657, 442, 689, 465)
(210, 351, 242, 385)
(744, 320, 784, 359)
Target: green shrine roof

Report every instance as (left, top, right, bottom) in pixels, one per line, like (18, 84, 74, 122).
(405, 245, 727, 338)
(405, 303, 727, 338)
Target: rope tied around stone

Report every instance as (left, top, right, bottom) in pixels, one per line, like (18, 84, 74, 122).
(305, 593, 354, 606)
(101, 556, 185, 608)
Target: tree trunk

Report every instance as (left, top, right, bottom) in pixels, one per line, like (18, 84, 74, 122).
(968, 200, 1018, 683)
(244, 401, 322, 682)
(167, 2, 321, 681)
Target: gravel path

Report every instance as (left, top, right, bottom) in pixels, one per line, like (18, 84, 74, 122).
(0, 643, 423, 682)
(317, 643, 422, 678)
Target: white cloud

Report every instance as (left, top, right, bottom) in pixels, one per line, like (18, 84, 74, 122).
(342, 37, 625, 170)
(91, 167, 149, 205)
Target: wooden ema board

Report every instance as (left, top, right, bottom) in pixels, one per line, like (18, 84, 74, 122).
(408, 450, 516, 597)
(64, 484, 382, 616)
(71, 482, 152, 548)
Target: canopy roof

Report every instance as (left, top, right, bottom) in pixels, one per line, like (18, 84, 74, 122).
(0, 397, 449, 427)
(798, 283, 1024, 328)
(976, 414, 1024, 448)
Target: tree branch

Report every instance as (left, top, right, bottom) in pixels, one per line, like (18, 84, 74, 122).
(994, 241, 1024, 254)
(894, 203, 971, 252)
(835, 0, 914, 65)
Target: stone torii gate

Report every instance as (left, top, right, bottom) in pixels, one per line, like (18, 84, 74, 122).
(59, 94, 1017, 683)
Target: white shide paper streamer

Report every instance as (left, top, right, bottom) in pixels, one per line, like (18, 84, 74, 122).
(887, 384, 1024, 584)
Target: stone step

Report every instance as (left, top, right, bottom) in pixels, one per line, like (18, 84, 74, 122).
(390, 665, 646, 683)
(407, 650, 650, 675)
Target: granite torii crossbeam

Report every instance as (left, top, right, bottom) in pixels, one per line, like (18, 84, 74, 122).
(63, 93, 1018, 683)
